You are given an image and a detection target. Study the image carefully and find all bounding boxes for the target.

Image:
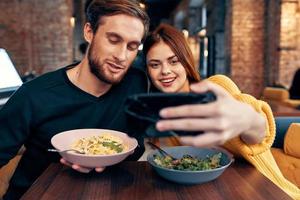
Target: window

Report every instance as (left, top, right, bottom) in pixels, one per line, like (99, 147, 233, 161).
(0, 48, 22, 92)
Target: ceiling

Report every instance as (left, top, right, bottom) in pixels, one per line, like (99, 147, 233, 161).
(144, 0, 182, 30)
(83, 0, 184, 31)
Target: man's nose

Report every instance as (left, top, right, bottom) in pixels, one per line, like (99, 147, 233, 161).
(114, 45, 128, 63)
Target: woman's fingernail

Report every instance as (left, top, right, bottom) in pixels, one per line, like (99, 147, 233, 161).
(156, 122, 163, 130)
(72, 165, 79, 170)
(190, 84, 197, 90)
(159, 109, 167, 117)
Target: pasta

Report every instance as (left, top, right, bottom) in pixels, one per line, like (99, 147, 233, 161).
(72, 134, 127, 155)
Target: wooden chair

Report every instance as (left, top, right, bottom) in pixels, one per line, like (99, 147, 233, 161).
(0, 146, 25, 199)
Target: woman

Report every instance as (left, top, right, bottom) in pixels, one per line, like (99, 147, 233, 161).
(143, 23, 300, 199)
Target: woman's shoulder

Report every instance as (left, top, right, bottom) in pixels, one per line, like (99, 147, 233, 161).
(207, 74, 241, 95)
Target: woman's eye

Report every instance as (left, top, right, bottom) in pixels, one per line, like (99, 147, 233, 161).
(148, 63, 160, 69)
(170, 59, 179, 65)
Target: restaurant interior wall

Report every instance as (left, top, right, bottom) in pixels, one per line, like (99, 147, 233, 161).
(175, 0, 268, 97)
(225, 0, 266, 98)
(0, 0, 73, 76)
(277, 0, 300, 88)
(201, 0, 300, 97)
(1, 0, 300, 92)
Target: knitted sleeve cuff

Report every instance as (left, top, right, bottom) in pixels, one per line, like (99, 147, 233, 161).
(226, 95, 275, 156)
(208, 75, 276, 156)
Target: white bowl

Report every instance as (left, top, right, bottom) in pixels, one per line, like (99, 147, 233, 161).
(51, 129, 138, 168)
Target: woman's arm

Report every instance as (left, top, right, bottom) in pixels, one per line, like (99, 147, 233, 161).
(156, 75, 275, 152)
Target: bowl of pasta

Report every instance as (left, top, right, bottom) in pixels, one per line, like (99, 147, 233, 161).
(51, 129, 138, 168)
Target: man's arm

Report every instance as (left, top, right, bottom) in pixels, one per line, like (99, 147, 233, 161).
(0, 86, 32, 167)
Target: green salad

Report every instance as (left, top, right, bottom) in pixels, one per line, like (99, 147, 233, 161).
(153, 153, 222, 171)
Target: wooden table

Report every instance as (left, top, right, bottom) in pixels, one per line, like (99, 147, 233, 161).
(21, 161, 292, 200)
(268, 101, 300, 116)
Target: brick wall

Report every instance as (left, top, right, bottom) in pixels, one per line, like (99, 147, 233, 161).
(278, 0, 300, 88)
(226, 0, 300, 95)
(0, 0, 73, 76)
(226, 0, 265, 97)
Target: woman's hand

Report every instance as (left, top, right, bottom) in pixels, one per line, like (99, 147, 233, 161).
(156, 80, 266, 147)
(60, 158, 105, 173)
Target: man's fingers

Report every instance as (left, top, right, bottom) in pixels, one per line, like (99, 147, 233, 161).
(72, 164, 93, 173)
(61, 158, 102, 173)
(95, 167, 105, 173)
(61, 158, 91, 173)
(60, 158, 72, 167)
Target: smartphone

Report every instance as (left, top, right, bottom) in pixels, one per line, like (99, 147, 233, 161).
(131, 92, 216, 110)
(125, 92, 216, 137)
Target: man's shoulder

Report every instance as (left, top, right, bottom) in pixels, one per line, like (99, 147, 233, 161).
(19, 65, 72, 97)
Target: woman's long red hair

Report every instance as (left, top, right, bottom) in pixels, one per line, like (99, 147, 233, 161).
(143, 23, 200, 82)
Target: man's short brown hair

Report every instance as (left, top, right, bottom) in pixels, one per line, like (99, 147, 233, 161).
(86, 0, 150, 42)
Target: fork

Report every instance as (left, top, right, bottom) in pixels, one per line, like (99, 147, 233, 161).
(47, 148, 85, 154)
(147, 141, 177, 160)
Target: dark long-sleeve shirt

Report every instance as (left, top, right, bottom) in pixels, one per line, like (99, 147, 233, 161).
(0, 64, 148, 199)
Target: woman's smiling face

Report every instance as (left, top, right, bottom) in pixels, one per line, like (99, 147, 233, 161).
(146, 41, 190, 93)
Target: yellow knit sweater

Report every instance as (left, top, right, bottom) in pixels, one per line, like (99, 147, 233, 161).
(208, 75, 300, 199)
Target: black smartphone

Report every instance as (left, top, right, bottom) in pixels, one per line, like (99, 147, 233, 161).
(131, 92, 216, 110)
(125, 92, 216, 137)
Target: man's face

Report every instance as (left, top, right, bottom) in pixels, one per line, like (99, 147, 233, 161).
(87, 14, 144, 84)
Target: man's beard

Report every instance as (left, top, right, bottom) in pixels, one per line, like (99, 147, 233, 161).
(87, 42, 128, 85)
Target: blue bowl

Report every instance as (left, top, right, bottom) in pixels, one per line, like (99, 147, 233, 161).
(147, 146, 233, 184)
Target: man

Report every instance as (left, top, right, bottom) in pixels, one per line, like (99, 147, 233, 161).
(0, 0, 149, 199)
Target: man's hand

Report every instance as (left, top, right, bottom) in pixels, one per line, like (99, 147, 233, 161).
(156, 80, 266, 147)
(60, 158, 105, 173)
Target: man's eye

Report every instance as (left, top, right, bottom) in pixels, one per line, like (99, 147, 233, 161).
(128, 44, 139, 51)
(108, 37, 119, 44)
(109, 40, 118, 44)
